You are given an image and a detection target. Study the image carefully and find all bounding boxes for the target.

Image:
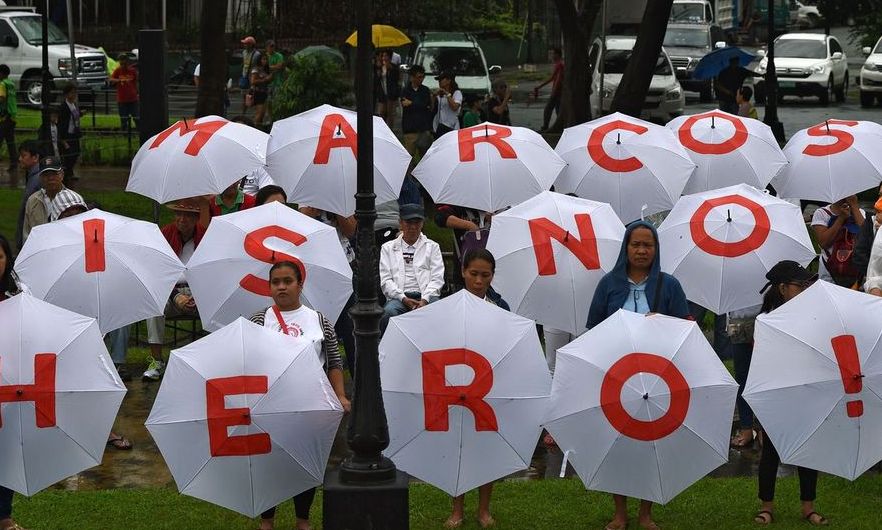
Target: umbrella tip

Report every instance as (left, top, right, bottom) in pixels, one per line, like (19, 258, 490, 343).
(271, 250, 276, 262)
(727, 209, 732, 222)
(642, 393, 649, 400)
(616, 132, 621, 145)
(825, 120, 830, 134)
(711, 115, 715, 128)
(564, 230, 570, 242)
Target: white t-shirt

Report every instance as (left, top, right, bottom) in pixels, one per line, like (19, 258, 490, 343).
(435, 89, 463, 130)
(193, 63, 200, 77)
(401, 243, 420, 293)
(263, 305, 325, 363)
(241, 166, 275, 195)
(811, 205, 866, 257)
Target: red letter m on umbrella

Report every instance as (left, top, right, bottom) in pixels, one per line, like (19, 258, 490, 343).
(422, 348, 498, 432)
(149, 119, 228, 156)
(528, 214, 601, 276)
(0, 354, 57, 428)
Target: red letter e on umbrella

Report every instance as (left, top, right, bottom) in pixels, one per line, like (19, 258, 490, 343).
(422, 348, 498, 432)
(206, 376, 271, 456)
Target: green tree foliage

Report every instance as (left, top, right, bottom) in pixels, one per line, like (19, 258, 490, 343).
(818, 0, 882, 47)
(271, 56, 353, 120)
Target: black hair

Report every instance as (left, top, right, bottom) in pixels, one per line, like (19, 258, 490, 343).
(269, 260, 303, 284)
(462, 248, 496, 272)
(739, 85, 753, 101)
(0, 64, 9, 76)
(409, 64, 425, 76)
(760, 283, 786, 314)
(62, 82, 77, 96)
(0, 233, 14, 295)
(19, 140, 40, 157)
(255, 185, 287, 205)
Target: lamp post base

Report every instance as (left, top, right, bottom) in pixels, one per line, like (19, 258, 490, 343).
(323, 467, 410, 530)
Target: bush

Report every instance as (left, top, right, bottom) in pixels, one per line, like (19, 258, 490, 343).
(272, 55, 352, 120)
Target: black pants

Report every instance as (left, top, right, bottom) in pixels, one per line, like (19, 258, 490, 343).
(0, 116, 15, 168)
(62, 136, 81, 181)
(542, 92, 561, 129)
(261, 487, 316, 520)
(336, 292, 356, 376)
(758, 436, 818, 502)
(0, 485, 12, 520)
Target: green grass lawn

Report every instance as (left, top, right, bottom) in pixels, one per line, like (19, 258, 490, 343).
(9, 474, 882, 529)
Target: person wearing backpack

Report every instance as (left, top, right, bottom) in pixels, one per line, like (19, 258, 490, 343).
(811, 195, 865, 287)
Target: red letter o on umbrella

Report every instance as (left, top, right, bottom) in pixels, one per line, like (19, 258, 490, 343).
(678, 112, 748, 155)
(690, 195, 771, 258)
(600, 353, 690, 442)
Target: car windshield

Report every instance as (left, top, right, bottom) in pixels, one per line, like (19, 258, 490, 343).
(664, 27, 709, 48)
(669, 4, 707, 23)
(775, 39, 826, 59)
(12, 16, 69, 45)
(875, 40, 882, 54)
(415, 46, 485, 77)
(604, 50, 673, 75)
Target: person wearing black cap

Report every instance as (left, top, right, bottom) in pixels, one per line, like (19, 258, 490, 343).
(379, 203, 444, 332)
(754, 260, 826, 527)
(21, 156, 66, 244)
(432, 71, 462, 138)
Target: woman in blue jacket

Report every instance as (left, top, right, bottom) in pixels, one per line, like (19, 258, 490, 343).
(587, 220, 690, 530)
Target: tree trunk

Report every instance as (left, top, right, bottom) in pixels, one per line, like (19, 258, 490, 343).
(195, 1, 227, 118)
(610, 0, 674, 118)
(551, 0, 602, 131)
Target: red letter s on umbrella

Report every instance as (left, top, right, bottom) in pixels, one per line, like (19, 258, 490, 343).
(239, 226, 308, 297)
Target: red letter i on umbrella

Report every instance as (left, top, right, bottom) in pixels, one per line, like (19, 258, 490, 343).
(83, 219, 106, 273)
(831, 335, 864, 418)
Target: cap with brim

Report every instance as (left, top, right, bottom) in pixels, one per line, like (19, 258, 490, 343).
(38, 156, 64, 175)
(399, 203, 425, 220)
(166, 198, 202, 213)
(241, 36, 256, 45)
(760, 260, 818, 293)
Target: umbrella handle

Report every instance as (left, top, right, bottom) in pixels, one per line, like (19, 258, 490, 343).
(559, 449, 572, 478)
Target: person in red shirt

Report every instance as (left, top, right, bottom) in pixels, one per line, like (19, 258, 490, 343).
(533, 47, 564, 132)
(109, 53, 139, 132)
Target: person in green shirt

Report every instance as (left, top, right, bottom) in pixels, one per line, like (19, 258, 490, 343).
(266, 40, 285, 122)
(462, 94, 483, 128)
(0, 64, 18, 172)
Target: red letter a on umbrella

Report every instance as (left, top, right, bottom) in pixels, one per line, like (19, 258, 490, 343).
(422, 348, 498, 432)
(313, 114, 358, 163)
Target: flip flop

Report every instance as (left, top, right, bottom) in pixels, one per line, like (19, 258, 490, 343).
(107, 434, 133, 450)
(754, 510, 773, 525)
(604, 520, 628, 530)
(804, 512, 828, 526)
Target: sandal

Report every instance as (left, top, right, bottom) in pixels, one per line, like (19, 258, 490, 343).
(477, 515, 496, 528)
(604, 520, 628, 530)
(443, 516, 463, 529)
(107, 434, 133, 450)
(804, 512, 828, 526)
(731, 430, 756, 448)
(754, 510, 773, 525)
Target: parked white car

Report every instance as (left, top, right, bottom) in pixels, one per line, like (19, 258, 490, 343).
(588, 36, 684, 123)
(860, 36, 882, 107)
(405, 32, 500, 100)
(754, 33, 848, 105)
(789, 1, 821, 29)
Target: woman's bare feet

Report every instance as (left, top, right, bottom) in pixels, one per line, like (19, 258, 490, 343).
(257, 517, 273, 530)
(443, 514, 463, 528)
(604, 517, 628, 530)
(639, 518, 660, 530)
(477, 511, 496, 528)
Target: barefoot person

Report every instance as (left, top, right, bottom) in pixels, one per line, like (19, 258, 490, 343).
(753, 261, 826, 527)
(445, 248, 509, 529)
(251, 261, 350, 530)
(586, 221, 691, 530)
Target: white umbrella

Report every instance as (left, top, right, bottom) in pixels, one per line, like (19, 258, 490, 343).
(773, 119, 882, 202)
(127, 115, 268, 204)
(380, 290, 551, 496)
(0, 293, 126, 496)
(544, 309, 737, 504)
(185, 202, 353, 331)
(266, 104, 410, 217)
(146, 317, 343, 517)
(486, 191, 625, 336)
(658, 184, 816, 314)
(744, 282, 882, 480)
(554, 112, 696, 223)
(14, 209, 185, 334)
(667, 110, 788, 194)
(412, 123, 565, 212)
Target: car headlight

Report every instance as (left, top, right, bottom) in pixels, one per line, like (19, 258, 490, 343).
(58, 58, 74, 75)
(666, 88, 682, 100)
(864, 63, 876, 71)
(811, 64, 826, 74)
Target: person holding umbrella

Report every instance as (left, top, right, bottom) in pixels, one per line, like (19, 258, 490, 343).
(586, 220, 690, 530)
(753, 260, 826, 526)
(445, 248, 509, 529)
(432, 71, 462, 138)
(251, 260, 350, 530)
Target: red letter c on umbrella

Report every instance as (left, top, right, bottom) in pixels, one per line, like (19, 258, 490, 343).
(678, 111, 749, 155)
(587, 120, 649, 172)
(690, 194, 771, 257)
(601, 353, 689, 442)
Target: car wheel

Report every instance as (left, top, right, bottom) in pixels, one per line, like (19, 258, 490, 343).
(835, 72, 848, 103)
(819, 77, 832, 105)
(21, 75, 54, 108)
(861, 91, 875, 107)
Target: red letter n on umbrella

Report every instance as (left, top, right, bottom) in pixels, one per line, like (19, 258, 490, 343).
(457, 125, 517, 162)
(206, 376, 271, 457)
(313, 114, 358, 163)
(239, 226, 308, 297)
(149, 119, 228, 156)
(0, 354, 57, 428)
(422, 348, 498, 432)
(529, 214, 601, 276)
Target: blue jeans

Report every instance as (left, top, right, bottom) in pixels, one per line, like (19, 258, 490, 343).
(732, 342, 754, 429)
(381, 292, 438, 332)
(118, 101, 139, 131)
(0, 485, 12, 519)
(105, 325, 130, 365)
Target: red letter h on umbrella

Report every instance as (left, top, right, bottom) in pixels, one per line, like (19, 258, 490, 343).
(0, 354, 57, 428)
(422, 348, 498, 432)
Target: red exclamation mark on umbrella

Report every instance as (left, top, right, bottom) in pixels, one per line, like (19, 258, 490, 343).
(831, 335, 864, 418)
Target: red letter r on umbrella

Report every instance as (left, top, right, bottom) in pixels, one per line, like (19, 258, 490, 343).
(422, 348, 498, 432)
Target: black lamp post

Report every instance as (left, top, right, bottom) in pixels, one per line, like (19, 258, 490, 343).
(322, 0, 409, 527)
(40, 0, 50, 134)
(763, 0, 786, 143)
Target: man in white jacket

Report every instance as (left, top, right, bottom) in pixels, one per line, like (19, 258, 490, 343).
(379, 203, 445, 332)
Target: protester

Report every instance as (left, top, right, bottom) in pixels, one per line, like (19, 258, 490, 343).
(49, 188, 88, 221)
(754, 260, 826, 526)
(59, 83, 82, 183)
(192, 63, 200, 86)
(486, 79, 512, 125)
(250, 54, 273, 126)
(109, 54, 139, 132)
(462, 95, 483, 128)
(14, 140, 41, 250)
(22, 156, 68, 244)
(375, 200, 401, 247)
(811, 195, 865, 287)
(399, 64, 433, 206)
(239, 36, 261, 92)
(0, 233, 27, 530)
(209, 181, 257, 218)
(715, 56, 762, 115)
(0, 64, 17, 174)
(374, 50, 400, 129)
(265, 40, 285, 121)
(241, 165, 275, 196)
(586, 220, 690, 530)
(736, 85, 758, 119)
(251, 260, 350, 530)
(432, 71, 463, 138)
(853, 189, 882, 287)
(865, 199, 882, 297)
(255, 184, 287, 206)
(435, 204, 490, 287)
(444, 248, 507, 529)
(533, 47, 564, 132)
(725, 303, 761, 448)
(379, 204, 444, 332)
(37, 106, 61, 160)
(144, 198, 210, 381)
